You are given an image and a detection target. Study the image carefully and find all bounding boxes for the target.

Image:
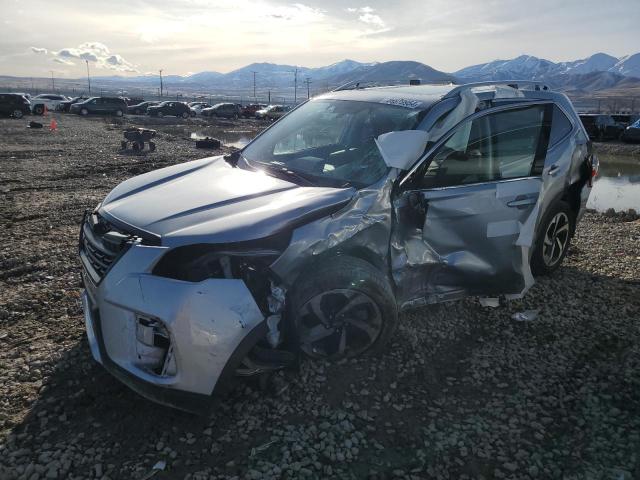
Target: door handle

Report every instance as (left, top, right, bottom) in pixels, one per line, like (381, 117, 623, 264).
(547, 164, 560, 176)
(507, 195, 537, 208)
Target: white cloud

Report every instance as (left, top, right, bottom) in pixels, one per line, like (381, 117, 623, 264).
(346, 6, 386, 29)
(30, 42, 138, 72)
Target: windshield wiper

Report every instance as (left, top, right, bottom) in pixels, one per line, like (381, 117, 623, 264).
(249, 161, 318, 187)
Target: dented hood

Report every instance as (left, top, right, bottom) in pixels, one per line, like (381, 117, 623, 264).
(100, 156, 354, 246)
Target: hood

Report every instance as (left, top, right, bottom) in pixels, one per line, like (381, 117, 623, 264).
(100, 156, 355, 247)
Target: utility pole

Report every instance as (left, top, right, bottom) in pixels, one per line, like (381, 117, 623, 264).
(159, 69, 164, 98)
(293, 68, 298, 104)
(304, 77, 312, 99)
(50, 71, 55, 90)
(251, 71, 257, 99)
(86, 60, 92, 95)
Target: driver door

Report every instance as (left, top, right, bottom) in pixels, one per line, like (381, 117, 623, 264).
(391, 103, 553, 306)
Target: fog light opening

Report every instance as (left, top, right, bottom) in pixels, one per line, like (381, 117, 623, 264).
(135, 315, 174, 376)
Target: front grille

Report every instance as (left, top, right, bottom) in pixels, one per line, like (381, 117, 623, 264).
(80, 212, 132, 283)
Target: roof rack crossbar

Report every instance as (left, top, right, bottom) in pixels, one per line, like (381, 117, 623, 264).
(442, 80, 551, 99)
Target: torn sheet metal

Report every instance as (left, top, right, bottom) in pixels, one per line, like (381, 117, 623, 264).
(391, 178, 542, 308)
(270, 173, 396, 285)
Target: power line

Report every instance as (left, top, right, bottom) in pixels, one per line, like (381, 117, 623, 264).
(251, 71, 257, 98)
(304, 77, 312, 99)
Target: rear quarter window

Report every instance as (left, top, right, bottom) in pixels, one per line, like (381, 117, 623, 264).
(549, 106, 573, 146)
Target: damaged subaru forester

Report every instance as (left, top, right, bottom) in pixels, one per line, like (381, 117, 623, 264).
(80, 81, 596, 413)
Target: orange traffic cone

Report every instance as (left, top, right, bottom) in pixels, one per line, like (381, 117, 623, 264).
(49, 118, 57, 131)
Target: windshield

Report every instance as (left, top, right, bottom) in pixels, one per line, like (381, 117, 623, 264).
(242, 99, 425, 188)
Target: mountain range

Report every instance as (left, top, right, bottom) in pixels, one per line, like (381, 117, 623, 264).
(8, 52, 639, 95)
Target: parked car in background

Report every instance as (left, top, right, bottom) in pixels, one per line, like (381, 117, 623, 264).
(127, 101, 159, 115)
(201, 103, 241, 119)
(70, 97, 128, 117)
(611, 114, 640, 128)
(147, 101, 195, 118)
(241, 103, 267, 118)
(579, 114, 624, 141)
(79, 81, 596, 412)
(58, 96, 89, 112)
(621, 119, 640, 143)
(189, 102, 212, 115)
(0, 93, 31, 119)
(30, 94, 69, 115)
(255, 104, 290, 120)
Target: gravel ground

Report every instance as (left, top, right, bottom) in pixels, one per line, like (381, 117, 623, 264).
(1, 114, 639, 480)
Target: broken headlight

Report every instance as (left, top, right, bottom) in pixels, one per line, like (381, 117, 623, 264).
(151, 232, 291, 313)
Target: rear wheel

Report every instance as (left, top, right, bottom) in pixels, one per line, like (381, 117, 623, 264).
(181, 112, 189, 119)
(290, 256, 397, 360)
(157, 111, 164, 118)
(531, 201, 574, 276)
(33, 105, 44, 115)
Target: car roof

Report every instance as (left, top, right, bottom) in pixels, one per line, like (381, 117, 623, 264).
(317, 84, 457, 109)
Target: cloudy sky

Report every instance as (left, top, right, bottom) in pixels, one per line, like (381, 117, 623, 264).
(0, 0, 638, 77)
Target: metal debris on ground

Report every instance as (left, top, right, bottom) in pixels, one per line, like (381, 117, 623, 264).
(140, 460, 166, 479)
(195, 137, 221, 149)
(511, 309, 539, 322)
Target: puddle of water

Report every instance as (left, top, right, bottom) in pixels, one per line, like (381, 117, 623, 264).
(588, 153, 640, 212)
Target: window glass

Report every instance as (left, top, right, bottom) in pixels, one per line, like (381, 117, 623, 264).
(421, 105, 551, 188)
(549, 106, 573, 146)
(243, 99, 425, 188)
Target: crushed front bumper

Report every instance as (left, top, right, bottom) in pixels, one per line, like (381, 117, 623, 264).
(81, 243, 267, 413)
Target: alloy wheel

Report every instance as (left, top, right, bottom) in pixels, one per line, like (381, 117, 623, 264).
(542, 212, 570, 267)
(297, 289, 383, 359)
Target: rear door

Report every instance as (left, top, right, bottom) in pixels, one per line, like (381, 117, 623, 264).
(392, 103, 553, 306)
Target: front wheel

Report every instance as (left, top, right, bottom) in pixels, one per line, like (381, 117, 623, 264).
(115, 109, 123, 117)
(33, 105, 44, 115)
(531, 201, 574, 276)
(181, 112, 189, 119)
(290, 256, 397, 360)
(13, 109, 23, 119)
(157, 111, 164, 118)
(80, 108, 89, 116)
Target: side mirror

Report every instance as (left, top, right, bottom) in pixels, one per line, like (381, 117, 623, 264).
(375, 130, 429, 170)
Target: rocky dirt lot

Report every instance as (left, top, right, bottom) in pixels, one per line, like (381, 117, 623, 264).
(0, 114, 639, 480)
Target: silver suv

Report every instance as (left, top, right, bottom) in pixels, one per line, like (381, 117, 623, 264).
(79, 81, 596, 412)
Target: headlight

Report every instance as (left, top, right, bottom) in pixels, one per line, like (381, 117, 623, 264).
(152, 232, 291, 314)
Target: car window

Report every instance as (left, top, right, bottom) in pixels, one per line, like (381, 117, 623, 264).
(549, 106, 573, 146)
(420, 105, 552, 188)
(244, 99, 425, 188)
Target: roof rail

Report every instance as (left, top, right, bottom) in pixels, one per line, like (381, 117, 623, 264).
(442, 80, 551, 99)
(332, 79, 453, 92)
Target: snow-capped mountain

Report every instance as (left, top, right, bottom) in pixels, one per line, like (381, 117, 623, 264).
(455, 53, 639, 82)
(609, 53, 640, 78)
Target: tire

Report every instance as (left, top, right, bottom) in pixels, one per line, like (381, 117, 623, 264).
(148, 141, 156, 152)
(233, 113, 239, 120)
(13, 110, 23, 119)
(157, 111, 164, 118)
(33, 105, 44, 115)
(531, 200, 574, 276)
(115, 109, 123, 117)
(80, 108, 89, 116)
(290, 256, 397, 360)
(181, 112, 188, 119)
